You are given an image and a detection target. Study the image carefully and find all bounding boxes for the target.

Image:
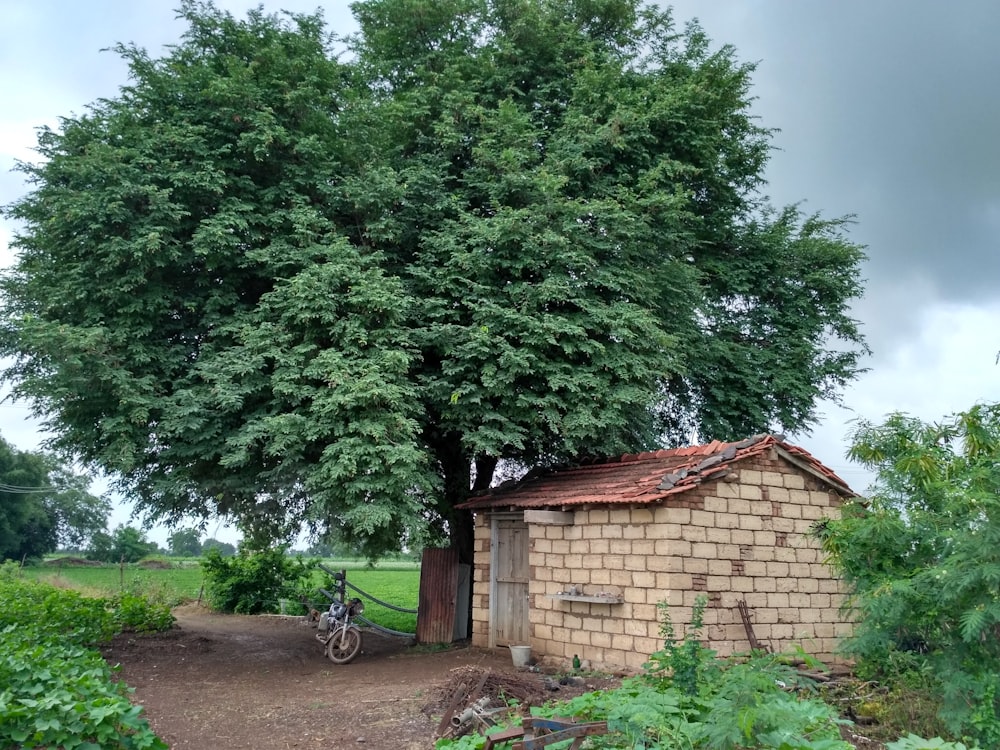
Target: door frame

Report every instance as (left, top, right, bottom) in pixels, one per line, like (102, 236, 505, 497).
(488, 511, 529, 648)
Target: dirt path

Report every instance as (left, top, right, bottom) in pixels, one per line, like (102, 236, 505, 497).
(102, 604, 569, 749)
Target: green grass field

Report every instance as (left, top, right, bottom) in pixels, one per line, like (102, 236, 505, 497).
(24, 558, 421, 633)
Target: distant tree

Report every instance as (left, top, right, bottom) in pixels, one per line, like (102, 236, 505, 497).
(0, 1, 867, 562)
(0, 436, 108, 560)
(818, 404, 1000, 744)
(201, 538, 236, 557)
(86, 524, 158, 563)
(167, 527, 202, 557)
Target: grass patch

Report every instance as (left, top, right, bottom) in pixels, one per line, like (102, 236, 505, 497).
(24, 557, 422, 633)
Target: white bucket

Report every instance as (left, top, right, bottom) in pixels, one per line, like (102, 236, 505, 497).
(509, 645, 531, 667)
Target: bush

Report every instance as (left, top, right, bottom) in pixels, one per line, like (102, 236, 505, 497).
(817, 405, 1000, 745)
(201, 546, 315, 614)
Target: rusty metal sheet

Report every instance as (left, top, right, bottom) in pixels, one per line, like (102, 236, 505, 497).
(416, 547, 459, 644)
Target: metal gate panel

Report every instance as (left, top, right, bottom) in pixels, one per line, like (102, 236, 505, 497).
(416, 547, 459, 644)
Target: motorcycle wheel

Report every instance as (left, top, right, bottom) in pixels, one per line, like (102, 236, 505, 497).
(326, 626, 362, 664)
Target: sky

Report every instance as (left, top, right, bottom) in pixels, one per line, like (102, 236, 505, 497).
(2, 1, 999, 546)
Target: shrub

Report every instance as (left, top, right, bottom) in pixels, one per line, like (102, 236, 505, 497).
(201, 546, 316, 614)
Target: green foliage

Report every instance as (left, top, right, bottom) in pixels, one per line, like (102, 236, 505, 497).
(0, 0, 867, 559)
(645, 594, 715, 695)
(0, 577, 167, 750)
(201, 546, 315, 614)
(106, 592, 175, 634)
(817, 404, 1000, 745)
(886, 736, 980, 750)
(0, 435, 108, 561)
(86, 526, 159, 564)
(446, 602, 851, 750)
(166, 527, 202, 557)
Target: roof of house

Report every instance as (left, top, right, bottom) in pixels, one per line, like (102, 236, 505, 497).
(457, 434, 855, 512)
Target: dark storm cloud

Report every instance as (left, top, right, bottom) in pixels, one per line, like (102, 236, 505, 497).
(668, 0, 1000, 352)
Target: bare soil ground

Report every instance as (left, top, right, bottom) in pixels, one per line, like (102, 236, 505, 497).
(101, 604, 616, 749)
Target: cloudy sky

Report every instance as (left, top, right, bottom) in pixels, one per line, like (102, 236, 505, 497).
(2, 1, 999, 543)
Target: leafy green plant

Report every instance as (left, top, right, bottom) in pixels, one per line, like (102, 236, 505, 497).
(107, 592, 175, 633)
(201, 547, 316, 614)
(0, 577, 167, 749)
(817, 404, 1000, 744)
(644, 594, 715, 695)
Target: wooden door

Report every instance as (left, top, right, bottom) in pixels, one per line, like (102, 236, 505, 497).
(491, 515, 530, 646)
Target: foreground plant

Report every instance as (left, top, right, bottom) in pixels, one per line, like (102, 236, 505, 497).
(0, 577, 168, 749)
(817, 404, 1000, 745)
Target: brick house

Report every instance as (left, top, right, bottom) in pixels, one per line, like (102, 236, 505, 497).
(457, 434, 856, 672)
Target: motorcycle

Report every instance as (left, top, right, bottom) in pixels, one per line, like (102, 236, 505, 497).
(316, 572, 364, 664)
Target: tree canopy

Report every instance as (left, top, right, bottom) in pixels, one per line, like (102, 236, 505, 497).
(0, 0, 867, 559)
(817, 404, 1000, 744)
(0, 436, 109, 560)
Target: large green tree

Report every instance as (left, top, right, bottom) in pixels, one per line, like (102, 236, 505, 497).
(0, 437, 109, 560)
(0, 1, 867, 560)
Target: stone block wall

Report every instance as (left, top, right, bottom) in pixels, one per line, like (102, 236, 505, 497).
(470, 453, 852, 672)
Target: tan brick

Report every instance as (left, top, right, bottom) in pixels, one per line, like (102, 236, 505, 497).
(586, 508, 609, 524)
(631, 540, 655, 556)
(718, 543, 739, 559)
(582, 524, 604, 539)
(744, 560, 767, 576)
(707, 575, 730, 591)
(691, 510, 715, 527)
(681, 525, 707, 542)
(788, 488, 810, 505)
(732, 576, 754, 593)
(810, 593, 831, 608)
(754, 577, 776, 592)
(609, 509, 632, 524)
(623, 524, 646, 539)
(609, 539, 631, 555)
(643, 556, 669, 573)
(739, 514, 764, 531)
(610, 569, 632, 586)
(653, 506, 691, 525)
(818, 579, 842, 593)
(602, 617, 624, 634)
(715, 512, 740, 529)
(740, 469, 762, 485)
(762, 471, 784, 487)
(765, 561, 789, 577)
(774, 547, 797, 563)
(600, 524, 624, 538)
(624, 555, 648, 572)
(683, 557, 709, 574)
(740, 484, 763, 500)
(789, 592, 811, 608)
(707, 558, 729, 575)
(632, 570, 656, 588)
(590, 630, 612, 648)
(591, 568, 611, 585)
(783, 473, 805, 490)
(654, 572, 671, 591)
(587, 538, 610, 554)
(754, 530, 776, 546)
(704, 495, 729, 513)
(552, 567, 572, 583)
(783, 502, 802, 519)
(799, 578, 819, 593)
(768, 486, 790, 503)
(630, 508, 655, 524)
(611, 634, 635, 652)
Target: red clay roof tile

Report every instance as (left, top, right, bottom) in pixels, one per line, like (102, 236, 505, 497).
(457, 434, 855, 512)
